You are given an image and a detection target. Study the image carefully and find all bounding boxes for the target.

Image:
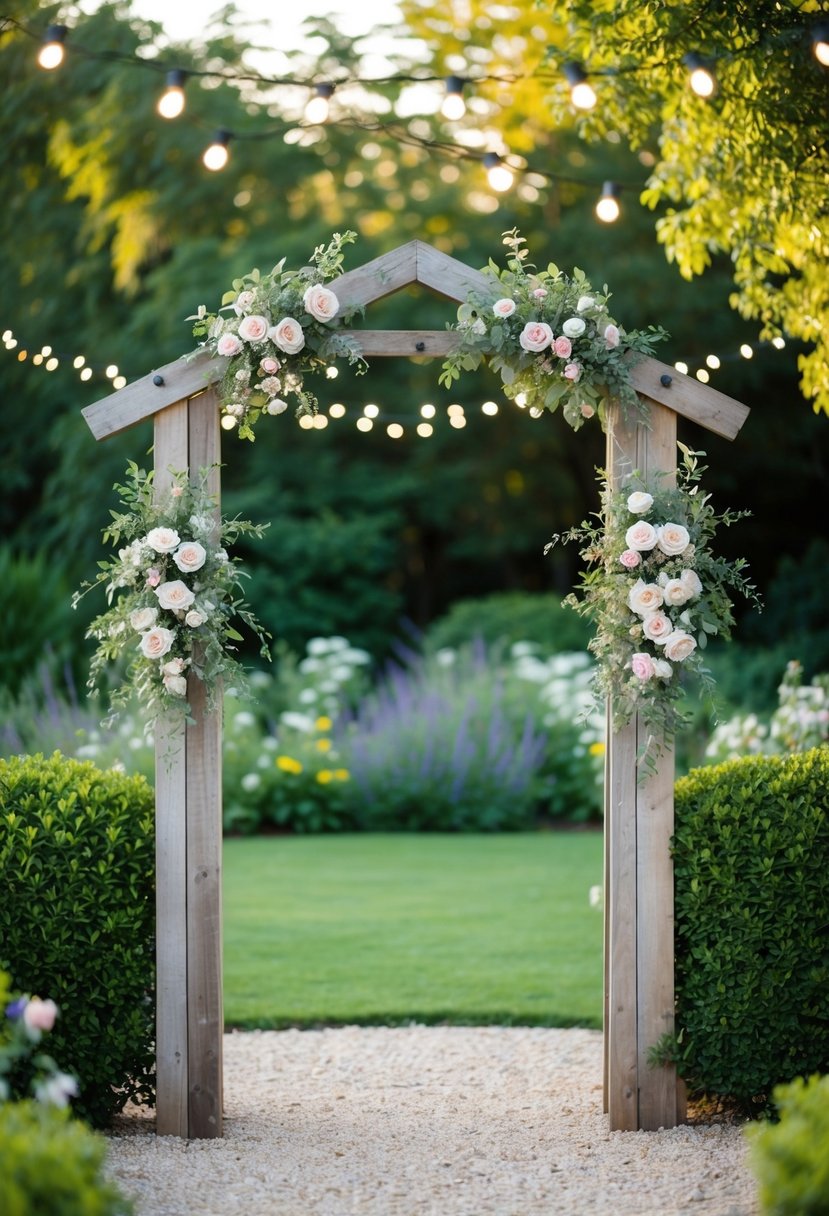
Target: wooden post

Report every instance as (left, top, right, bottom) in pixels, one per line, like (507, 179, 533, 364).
(153, 389, 223, 1138)
(604, 397, 684, 1131)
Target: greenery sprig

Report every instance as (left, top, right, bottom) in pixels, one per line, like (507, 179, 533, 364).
(440, 229, 667, 431)
(190, 231, 366, 441)
(547, 445, 760, 766)
(74, 462, 271, 726)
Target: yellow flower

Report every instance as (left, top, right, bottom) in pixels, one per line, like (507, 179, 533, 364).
(316, 769, 333, 784)
(589, 742, 606, 757)
(316, 738, 332, 752)
(315, 715, 333, 732)
(333, 768, 350, 782)
(276, 755, 303, 774)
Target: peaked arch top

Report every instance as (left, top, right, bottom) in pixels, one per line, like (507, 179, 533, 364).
(81, 238, 750, 443)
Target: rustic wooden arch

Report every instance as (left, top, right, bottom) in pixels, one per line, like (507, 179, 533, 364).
(83, 239, 749, 1139)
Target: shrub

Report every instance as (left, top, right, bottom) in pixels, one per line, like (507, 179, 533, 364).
(747, 1074, 829, 1215)
(0, 1100, 132, 1216)
(673, 749, 829, 1109)
(0, 753, 155, 1127)
(425, 590, 591, 655)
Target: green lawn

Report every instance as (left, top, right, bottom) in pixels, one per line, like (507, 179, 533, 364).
(223, 832, 604, 1029)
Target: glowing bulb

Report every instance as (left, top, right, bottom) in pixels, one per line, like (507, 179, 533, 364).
(416, 422, 433, 438)
(298, 414, 315, 429)
(683, 53, 716, 98)
(695, 368, 710, 383)
(80, 367, 93, 381)
(312, 414, 328, 429)
(447, 403, 465, 418)
(483, 153, 514, 193)
(482, 401, 499, 416)
(387, 423, 404, 439)
(325, 365, 339, 379)
(203, 131, 230, 172)
(529, 406, 543, 418)
(814, 26, 829, 67)
(356, 417, 373, 432)
(441, 76, 466, 121)
(113, 375, 127, 389)
(363, 403, 380, 419)
(157, 70, 186, 120)
(1, 330, 11, 342)
(562, 62, 596, 110)
(772, 336, 786, 350)
(17, 350, 27, 361)
(449, 415, 467, 429)
(73, 355, 85, 368)
(105, 364, 119, 378)
(220, 413, 237, 430)
(674, 361, 688, 375)
(305, 84, 333, 124)
(38, 25, 67, 71)
(740, 344, 753, 359)
(45, 357, 59, 371)
(329, 402, 346, 418)
(420, 403, 436, 419)
(595, 182, 621, 223)
(705, 354, 721, 369)
(514, 393, 527, 408)
(41, 345, 52, 357)
(33, 353, 43, 365)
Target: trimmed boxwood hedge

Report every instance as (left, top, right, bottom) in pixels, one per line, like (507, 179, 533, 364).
(0, 752, 155, 1127)
(673, 748, 829, 1110)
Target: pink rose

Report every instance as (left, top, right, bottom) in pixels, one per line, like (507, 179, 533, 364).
(170, 486, 183, 498)
(630, 653, 655, 681)
(563, 362, 582, 382)
(628, 580, 664, 615)
(146, 526, 180, 554)
(604, 323, 620, 349)
(216, 333, 243, 358)
(532, 288, 548, 299)
(270, 317, 306, 355)
(173, 542, 207, 574)
(139, 626, 176, 659)
(657, 523, 691, 557)
(641, 612, 673, 644)
(155, 580, 196, 612)
(554, 336, 572, 358)
(620, 549, 641, 569)
(238, 314, 269, 343)
(580, 404, 595, 418)
(624, 520, 658, 551)
(663, 630, 698, 662)
(260, 357, 280, 374)
(163, 673, 188, 697)
(302, 284, 339, 323)
(492, 298, 516, 318)
(146, 568, 161, 588)
(162, 657, 186, 676)
(23, 997, 58, 1033)
(519, 321, 554, 352)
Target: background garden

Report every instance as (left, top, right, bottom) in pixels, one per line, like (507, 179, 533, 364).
(1, 0, 828, 1209)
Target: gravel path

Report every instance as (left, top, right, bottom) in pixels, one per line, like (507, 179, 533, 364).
(106, 1027, 759, 1216)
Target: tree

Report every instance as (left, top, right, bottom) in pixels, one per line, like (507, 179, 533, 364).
(402, 0, 829, 417)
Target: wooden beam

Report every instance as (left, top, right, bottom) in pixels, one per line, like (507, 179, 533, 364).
(338, 329, 454, 356)
(414, 241, 491, 302)
(334, 241, 420, 309)
(83, 352, 224, 441)
(627, 356, 749, 441)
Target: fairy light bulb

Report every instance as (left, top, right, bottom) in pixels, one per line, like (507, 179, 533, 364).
(158, 70, 187, 119)
(483, 152, 514, 192)
(813, 25, 829, 67)
(441, 76, 466, 121)
(305, 84, 333, 124)
(203, 131, 231, 172)
(562, 62, 596, 110)
(683, 53, 717, 98)
(595, 181, 621, 223)
(38, 25, 67, 71)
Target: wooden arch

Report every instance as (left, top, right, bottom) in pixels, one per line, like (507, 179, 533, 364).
(83, 240, 750, 1139)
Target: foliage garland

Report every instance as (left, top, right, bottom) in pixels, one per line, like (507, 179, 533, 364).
(440, 229, 668, 430)
(74, 463, 270, 725)
(548, 445, 760, 764)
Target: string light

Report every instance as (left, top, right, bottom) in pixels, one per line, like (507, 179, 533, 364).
(812, 25, 829, 67)
(441, 75, 466, 121)
(157, 70, 187, 120)
(481, 401, 499, 415)
(356, 417, 373, 432)
(363, 403, 380, 419)
(483, 152, 514, 192)
(595, 181, 622, 223)
(37, 24, 67, 71)
(562, 61, 597, 110)
(298, 414, 315, 429)
(416, 422, 433, 437)
(705, 354, 721, 369)
(740, 343, 753, 359)
(203, 130, 231, 172)
(682, 52, 717, 98)
(420, 403, 436, 419)
(329, 402, 346, 418)
(387, 422, 404, 438)
(305, 83, 334, 125)
(220, 414, 237, 430)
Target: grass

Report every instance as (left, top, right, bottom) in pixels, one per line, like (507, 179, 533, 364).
(223, 831, 604, 1029)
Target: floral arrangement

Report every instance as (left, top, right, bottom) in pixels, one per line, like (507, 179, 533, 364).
(548, 445, 759, 764)
(190, 230, 366, 440)
(74, 462, 270, 725)
(1, 974, 78, 1108)
(440, 229, 667, 431)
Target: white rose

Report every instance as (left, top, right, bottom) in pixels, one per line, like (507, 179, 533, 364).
(626, 491, 653, 515)
(163, 673, 188, 697)
(155, 580, 196, 612)
(270, 317, 305, 354)
(624, 520, 658, 551)
(162, 657, 186, 676)
(657, 522, 691, 556)
(173, 541, 207, 574)
(663, 629, 698, 662)
(185, 609, 207, 628)
(653, 658, 673, 679)
(604, 323, 621, 349)
(303, 284, 340, 323)
(259, 376, 281, 397)
(681, 568, 703, 596)
(492, 298, 516, 318)
(628, 580, 664, 616)
(266, 398, 288, 415)
(238, 314, 270, 343)
(663, 578, 692, 607)
(216, 332, 243, 358)
(576, 295, 595, 312)
(130, 606, 157, 631)
(139, 626, 176, 659)
(188, 513, 214, 537)
(641, 612, 674, 644)
(234, 289, 255, 315)
(146, 527, 181, 554)
(562, 317, 587, 338)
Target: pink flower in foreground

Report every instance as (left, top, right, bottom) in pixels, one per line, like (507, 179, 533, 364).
(604, 323, 620, 349)
(260, 357, 280, 374)
(519, 321, 554, 352)
(23, 997, 58, 1033)
(554, 336, 572, 358)
(630, 653, 655, 681)
(620, 550, 641, 570)
(563, 362, 582, 382)
(492, 298, 516, 318)
(216, 333, 243, 358)
(270, 317, 305, 355)
(146, 568, 161, 588)
(532, 287, 548, 299)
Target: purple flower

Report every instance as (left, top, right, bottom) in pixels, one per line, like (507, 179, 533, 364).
(5, 996, 28, 1021)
